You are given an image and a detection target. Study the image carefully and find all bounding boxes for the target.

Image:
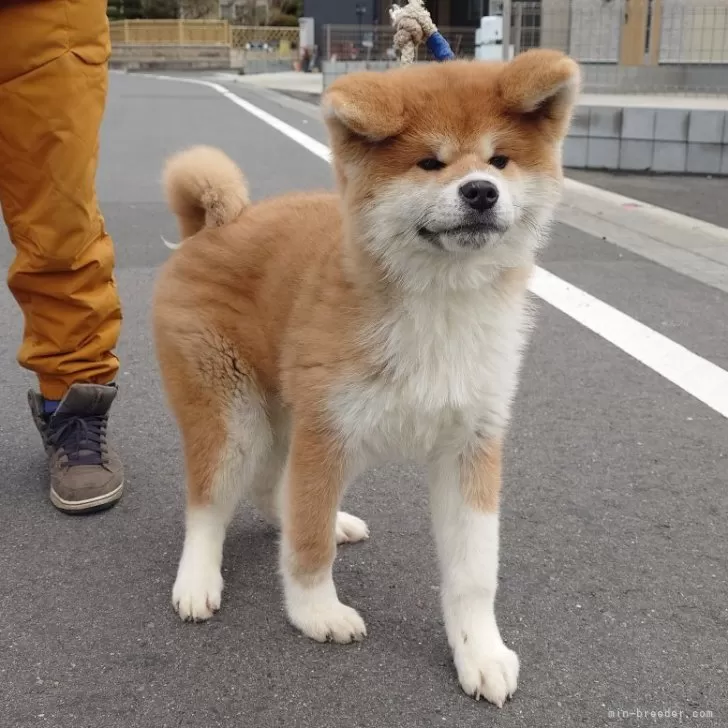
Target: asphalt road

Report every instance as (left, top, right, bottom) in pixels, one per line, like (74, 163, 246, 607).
(0, 72, 726, 728)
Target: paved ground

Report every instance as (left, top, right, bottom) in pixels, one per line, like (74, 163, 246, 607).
(0, 72, 726, 728)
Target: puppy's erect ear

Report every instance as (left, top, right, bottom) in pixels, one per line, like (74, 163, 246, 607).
(498, 49, 581, 138)
(323, 71, 405, 142)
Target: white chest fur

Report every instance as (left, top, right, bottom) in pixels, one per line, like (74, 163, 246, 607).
(329, 277, 531, 465)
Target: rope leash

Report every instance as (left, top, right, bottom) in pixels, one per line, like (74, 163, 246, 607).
(389, 0, 455, 66)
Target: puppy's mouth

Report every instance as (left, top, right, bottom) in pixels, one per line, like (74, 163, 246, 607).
(418, 221, 506, 248)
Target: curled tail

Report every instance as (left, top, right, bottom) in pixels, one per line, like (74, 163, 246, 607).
(162, 146, 250, 247)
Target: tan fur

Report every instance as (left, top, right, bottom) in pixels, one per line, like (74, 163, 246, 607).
(497, 49, 580, 132)
(461, 439, 503, 513)
(285, 418, 346, 580)
(324, 52, 580, 196)
(154, 51, 580, 662)
(154, 190, 527, 512)
(163, 145, 250, 240)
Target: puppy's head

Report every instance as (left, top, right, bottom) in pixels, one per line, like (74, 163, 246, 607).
(323, 50, 580, 283)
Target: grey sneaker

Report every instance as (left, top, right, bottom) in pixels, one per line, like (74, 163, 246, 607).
(29, 383, 124, 514)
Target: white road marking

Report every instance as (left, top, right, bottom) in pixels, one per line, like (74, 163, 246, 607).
(530, 268, 728, 418)
(161, 235, 181, 250)
(132, 73, 332, 163)
(134, 72, 728, 419)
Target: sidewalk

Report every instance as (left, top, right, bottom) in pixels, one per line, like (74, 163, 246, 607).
(560, 177, 728, 295)
(225, 71, 728, 110)
(568, 170, 728, 228)
(227, 70, 323, 95)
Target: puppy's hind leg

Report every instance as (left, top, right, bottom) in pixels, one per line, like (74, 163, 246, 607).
(248, 405, 369, 546)
(335, 511, 369, 545)
(252, 457, 370, 547)
(171, 386, 272, 622)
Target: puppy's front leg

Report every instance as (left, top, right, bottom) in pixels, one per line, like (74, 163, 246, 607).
(429, 438, 519, 706)
(280, 417, 366, 643)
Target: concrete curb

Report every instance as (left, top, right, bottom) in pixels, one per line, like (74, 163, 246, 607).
(560, 179, 728, 294)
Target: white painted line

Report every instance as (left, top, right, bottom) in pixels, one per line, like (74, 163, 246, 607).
(135, 72, 728, 419)
(161, 235, 181, 250)
(530, 268, 728, 418)
(135, 73, 332, 163)
(215, 84, 332, 163)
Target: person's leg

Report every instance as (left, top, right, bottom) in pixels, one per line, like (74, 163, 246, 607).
(0, 0, 123, 513)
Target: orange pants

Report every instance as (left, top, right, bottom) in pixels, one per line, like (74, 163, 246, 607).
(0, 0, 122, 400)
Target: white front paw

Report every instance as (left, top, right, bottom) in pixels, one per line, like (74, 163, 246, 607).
(285, 577, 367, 644)
(453, 639, 519, 706)
(335, 511, 370, 544)
(289, 598, 367, 643)
(172, 559, 224, 622)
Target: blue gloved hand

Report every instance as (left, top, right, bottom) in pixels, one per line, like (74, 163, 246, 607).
(426, 31, 456, 62)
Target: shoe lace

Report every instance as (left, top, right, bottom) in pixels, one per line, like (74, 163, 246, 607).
(48, 414, 107, 467)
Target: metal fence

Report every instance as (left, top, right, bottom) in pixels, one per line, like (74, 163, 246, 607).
(229, 25, 299, 50)
(229, 25, 299, 69)
(323, 0, 728, 95)
(514, 0, 728, 65)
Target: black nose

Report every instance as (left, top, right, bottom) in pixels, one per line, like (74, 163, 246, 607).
(459, 180, 499, 212)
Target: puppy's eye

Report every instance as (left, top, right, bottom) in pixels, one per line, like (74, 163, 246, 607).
(489, 155, 509, 170)
(417, 158, 446, 172)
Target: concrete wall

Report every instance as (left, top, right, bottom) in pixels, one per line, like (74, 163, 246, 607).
(581, 63, 728, 94)
(230, 49, 295, 74)
(564, 105, 728, 174)
(111, 45, 296, 74)
(110, 44, 231, 71)
(322, 59, 401, 87)
(323, 59, 728, 94)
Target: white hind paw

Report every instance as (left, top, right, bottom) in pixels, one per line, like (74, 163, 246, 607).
(336, 511, 369, 545)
